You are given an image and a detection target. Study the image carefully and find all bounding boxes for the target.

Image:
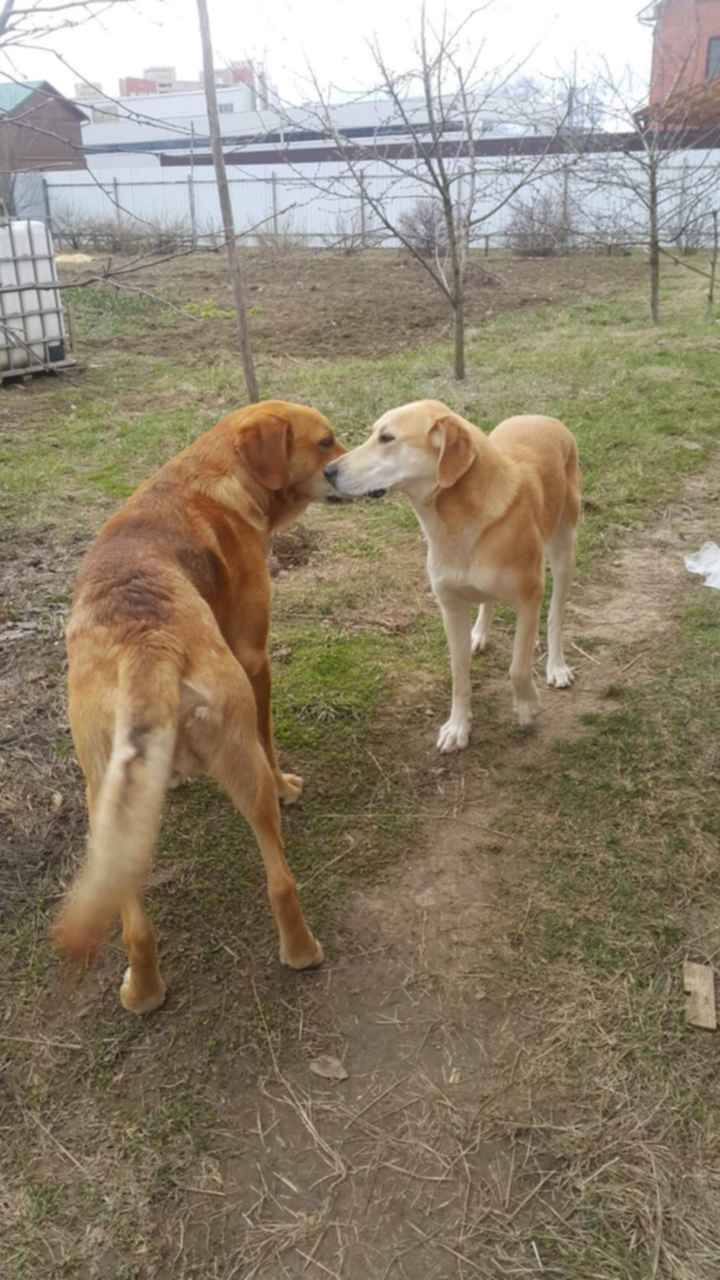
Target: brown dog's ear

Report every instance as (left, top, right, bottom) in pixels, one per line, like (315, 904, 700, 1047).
(237, 413, 293, 490)
(431, 416, 475, 490)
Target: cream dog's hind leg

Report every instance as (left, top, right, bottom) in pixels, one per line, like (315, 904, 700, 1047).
(511, 595, 543, 727)
(545, 521, 576, 689)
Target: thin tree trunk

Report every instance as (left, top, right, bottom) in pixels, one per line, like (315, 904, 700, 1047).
(450, 251, 466, 381)
(444, 200, 466, 381)
(196, 0, 258, 402)
(706, 210, 718, 321)
(453, 293, 465, 381)
(648, 160, 660, 325)
(561, 164, 571, 252)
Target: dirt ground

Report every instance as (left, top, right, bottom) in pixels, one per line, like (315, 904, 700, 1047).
(61, 246, 645, 361)
(2, 463, 719, 1278)
(149, 466, 720, 1279)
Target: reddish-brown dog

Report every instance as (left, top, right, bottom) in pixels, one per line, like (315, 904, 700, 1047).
(54, 401, 345, 1014)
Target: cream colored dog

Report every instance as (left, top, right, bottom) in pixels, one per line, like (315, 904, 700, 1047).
(325, 401, 580, 751)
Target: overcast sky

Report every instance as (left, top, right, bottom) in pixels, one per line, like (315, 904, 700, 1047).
(3, 0, 653, 103)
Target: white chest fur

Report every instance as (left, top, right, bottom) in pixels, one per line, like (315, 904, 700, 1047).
(428, 556, 514, 604)
(416, 508, 513, 605)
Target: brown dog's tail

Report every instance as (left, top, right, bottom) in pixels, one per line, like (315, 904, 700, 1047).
(53, 652, 180, 960)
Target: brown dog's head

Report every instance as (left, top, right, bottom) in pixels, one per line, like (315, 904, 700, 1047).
(228, 400, 346, 522)
(323, 400, 477, 501)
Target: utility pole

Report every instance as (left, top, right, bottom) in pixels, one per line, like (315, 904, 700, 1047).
(196, 0, 259, 402)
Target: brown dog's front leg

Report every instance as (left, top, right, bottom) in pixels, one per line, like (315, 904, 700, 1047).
(249, 657, 303, 804)
(214, 738, 322, 969)
(253, 776, 322, 969)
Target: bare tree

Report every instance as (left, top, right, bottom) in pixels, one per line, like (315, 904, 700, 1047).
(0, 0, 136, 50)
(706, 209, 719, 319)
(569, 65, 720, 322)
(277, 6, 569, 380)
(0, 2, 147, 220)
(504, 69, 607, 138)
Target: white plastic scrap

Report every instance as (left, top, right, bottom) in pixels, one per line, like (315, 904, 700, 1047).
(684, 542, 720, 591)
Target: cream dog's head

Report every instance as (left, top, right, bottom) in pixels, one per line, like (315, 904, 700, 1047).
(324, 400, 477, 501)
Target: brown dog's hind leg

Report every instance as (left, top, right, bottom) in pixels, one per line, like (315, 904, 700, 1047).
(205, 696, 322, 969)
(120, 896, 166, 1014)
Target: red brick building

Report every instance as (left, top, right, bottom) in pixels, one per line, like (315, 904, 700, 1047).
(644, 0, 720, 107)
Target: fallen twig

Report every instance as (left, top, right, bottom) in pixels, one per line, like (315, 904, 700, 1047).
(506, 1168, 557, 1223)
(26, 1111, 93, 1180)
(619, 650, 646, 674)
(570, 640, 601, 666)
(344, 1074, 412, 1131)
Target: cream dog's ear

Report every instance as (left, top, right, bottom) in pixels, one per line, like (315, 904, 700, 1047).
(430, 416, 475, 489)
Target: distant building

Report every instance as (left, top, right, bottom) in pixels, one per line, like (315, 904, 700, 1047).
(0, 81, 87, 172)
(73, 61, 269, 124)
(642, 0, 720, 114)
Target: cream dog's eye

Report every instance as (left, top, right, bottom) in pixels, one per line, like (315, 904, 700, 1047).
(378, 434, 394, 444)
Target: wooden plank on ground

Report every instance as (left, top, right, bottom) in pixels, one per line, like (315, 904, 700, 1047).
(683, 961, 718, 1031)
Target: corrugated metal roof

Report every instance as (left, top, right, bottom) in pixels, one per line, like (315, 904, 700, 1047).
(0, 81, 43, 114)
(0, 81, 88, 122)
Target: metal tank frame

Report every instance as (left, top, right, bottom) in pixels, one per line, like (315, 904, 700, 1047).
(0, 219, 76, 381)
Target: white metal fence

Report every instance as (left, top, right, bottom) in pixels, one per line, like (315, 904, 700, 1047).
(13, 148, 720, 250)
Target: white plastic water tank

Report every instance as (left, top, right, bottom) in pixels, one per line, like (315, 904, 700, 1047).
(0, 220, 70, 375)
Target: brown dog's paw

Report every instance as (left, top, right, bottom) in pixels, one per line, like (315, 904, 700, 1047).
(280, 934, 324, 970)
(119, 967, 167, 1015)
(277, 772, 304, 805)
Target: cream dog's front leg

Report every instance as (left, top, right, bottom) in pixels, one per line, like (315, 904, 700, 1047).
(437, 597, 473, 752)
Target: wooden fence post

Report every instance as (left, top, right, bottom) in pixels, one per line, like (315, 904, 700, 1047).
(271, 172, 279, 236)
(360, 179, 367, 247)
(188, 174, 197, 247)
